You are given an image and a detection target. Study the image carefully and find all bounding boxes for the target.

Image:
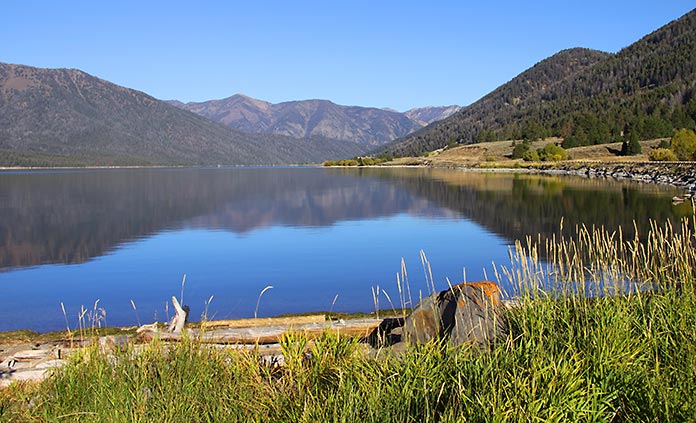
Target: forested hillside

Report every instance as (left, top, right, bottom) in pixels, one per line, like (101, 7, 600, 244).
(381, 9, 696, 157)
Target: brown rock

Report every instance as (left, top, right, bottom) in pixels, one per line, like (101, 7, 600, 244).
(402, 281, 507, 348)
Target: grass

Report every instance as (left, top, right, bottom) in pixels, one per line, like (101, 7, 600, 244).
(1, 213, 695, 422)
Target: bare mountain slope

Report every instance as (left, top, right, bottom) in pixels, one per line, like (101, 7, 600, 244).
(0, 63, 365, 165)
(169, 95, 459, 146)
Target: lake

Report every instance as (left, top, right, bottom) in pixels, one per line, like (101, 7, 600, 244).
(0, 167, 688, 332)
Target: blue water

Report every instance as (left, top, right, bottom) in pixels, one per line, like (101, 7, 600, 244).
(0, 167, 683, 332)
(2, 216, 509, 332)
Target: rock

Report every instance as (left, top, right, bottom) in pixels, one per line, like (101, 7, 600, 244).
(449, 282, 507, 347)
(98, 335, 130, 354)
(402, 281, 507, 348)
(402, 294, 441, 344)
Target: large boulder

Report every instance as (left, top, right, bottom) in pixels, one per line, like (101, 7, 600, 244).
(402, 281, 507, 348)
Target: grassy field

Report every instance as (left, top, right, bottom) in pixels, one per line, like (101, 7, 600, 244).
(386, 138, 668, 167)
(1, 213, 694, 422)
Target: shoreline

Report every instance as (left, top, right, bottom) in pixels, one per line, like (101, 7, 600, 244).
(2, 161, 694, 194)
(0, 163, 319, 171)
(419, 161, 696, 194)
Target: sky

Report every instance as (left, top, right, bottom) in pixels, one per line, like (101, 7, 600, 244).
(2, 1, 694, 111)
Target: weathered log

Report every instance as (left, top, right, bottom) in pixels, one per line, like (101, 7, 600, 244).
(139, 318, 383, 344)
(201, 315, 325, 329)
(167, 296, 187, 334)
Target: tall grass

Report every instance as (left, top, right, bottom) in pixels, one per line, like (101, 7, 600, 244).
(1, 215, 695, 422)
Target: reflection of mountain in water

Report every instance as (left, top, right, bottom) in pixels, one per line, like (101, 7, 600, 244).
(0, 167, 685, 271)
(367, 168, 686, 243)
(0, 168, 456, 270)
(183, 177, 456, 232)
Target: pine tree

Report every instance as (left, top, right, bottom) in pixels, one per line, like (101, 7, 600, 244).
(622, 130, 642, 156)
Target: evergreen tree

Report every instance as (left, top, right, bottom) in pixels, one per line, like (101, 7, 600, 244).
(621, 127, 642, 155)
(512, 142, 531, 159)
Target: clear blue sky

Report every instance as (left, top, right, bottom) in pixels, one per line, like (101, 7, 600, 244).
(2, 1, 693, 111)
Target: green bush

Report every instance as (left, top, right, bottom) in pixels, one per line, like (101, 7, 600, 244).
(670, 128, 696, 160)
(512, 142, 531, 159)
(648, 148, 678, 161)
(324, 157, 389, 167)
(539, 143, 568, 161)
(522, 149, 540, 161)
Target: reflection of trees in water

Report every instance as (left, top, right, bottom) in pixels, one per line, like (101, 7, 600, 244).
(369, 168, 684, 244)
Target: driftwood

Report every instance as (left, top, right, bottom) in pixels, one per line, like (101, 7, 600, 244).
(138, 317, 383, 344)
(201, 315, 325, 329)
(167, 296, 187, 334)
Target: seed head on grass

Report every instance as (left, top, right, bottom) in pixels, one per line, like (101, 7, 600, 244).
(255, 285, 273, 319)
(130, 299, 141, 326)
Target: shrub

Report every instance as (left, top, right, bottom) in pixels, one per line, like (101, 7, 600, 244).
(522, 149, 540, 161)
(670, 128, 696, 160)
(539, 143, 568, 161)
(512, 142, 530, 159)
(648, 148, 678, 161)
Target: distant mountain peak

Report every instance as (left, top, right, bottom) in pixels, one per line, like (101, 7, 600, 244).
(405, 105, 462, 126)
(169, 94, 455, 146)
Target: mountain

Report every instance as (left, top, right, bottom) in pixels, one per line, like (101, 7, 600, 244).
(381, 8, 696, 157)
(168, 95, 459, 146)
(404, 105, 461, 126)
(0, 63, 366, 166)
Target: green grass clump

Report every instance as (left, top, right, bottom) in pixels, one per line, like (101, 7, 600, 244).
(1, 216, 695, 422)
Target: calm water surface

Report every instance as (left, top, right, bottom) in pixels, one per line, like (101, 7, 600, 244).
(0, 167, 688, 332)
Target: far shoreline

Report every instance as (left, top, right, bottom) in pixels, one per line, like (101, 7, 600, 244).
(3, 158, 694, 193)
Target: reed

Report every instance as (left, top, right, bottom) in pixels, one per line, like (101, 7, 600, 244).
(1, 216, 694, 422)
(254, 285, 273, 319)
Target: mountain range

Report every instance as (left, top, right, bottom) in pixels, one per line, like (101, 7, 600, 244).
(1, 7, 694, 166)
(0, 63, 367, 166)
(167, 95, 459, 146)
(381, 8, 696, 157)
